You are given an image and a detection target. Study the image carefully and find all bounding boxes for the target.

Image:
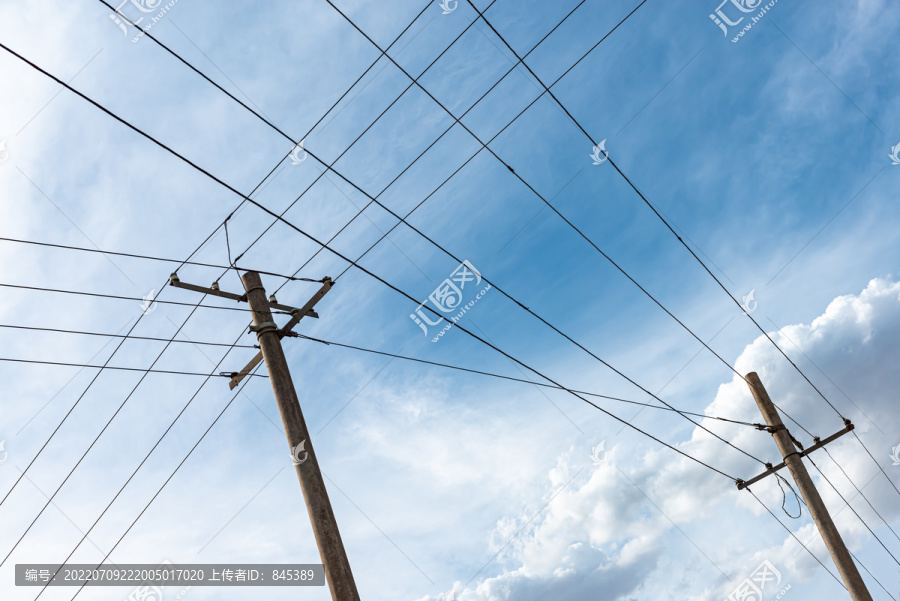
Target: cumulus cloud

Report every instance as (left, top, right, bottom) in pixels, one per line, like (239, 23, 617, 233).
(419, 277, 900, 601)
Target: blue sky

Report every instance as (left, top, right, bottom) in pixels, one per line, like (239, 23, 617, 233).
(1, 0, 899, 599)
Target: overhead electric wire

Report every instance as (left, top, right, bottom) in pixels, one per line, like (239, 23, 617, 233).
(0, 282, 285, 313)
(804, 454, 900, 567)
(745, 486, 846, 590)
(749, 484, 896, 600)
(294, 332, 765, 428)
(0, 356, 265, 378)
(224, 0, 505, 286)
(92, 0, 768, 466)
(0, 0, 433, 563)
(465, 0, 849, 428)
(270, 0, 588, 297)
(14, 5, 888, 594)
(821, 446, 900, 544)
(0, 42, 746, 481)
(0, 235, 324, 281)
(852, 431, 900, 498)
(0, 301, 223, 567)
(0, 321, 758, 425)
(57, 360, 263, 601)
(0, 323, 257, 348)
(30, 327, 250, 600)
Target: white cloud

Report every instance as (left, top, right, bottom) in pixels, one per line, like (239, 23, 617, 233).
(419, 277, 900, 601)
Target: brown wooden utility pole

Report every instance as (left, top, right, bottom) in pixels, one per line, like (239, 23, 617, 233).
(745, 372, 872, 601)
(242, 271, 360, 601)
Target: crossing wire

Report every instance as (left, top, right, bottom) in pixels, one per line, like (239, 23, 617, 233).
(0, 301, 216, 567)
(464, 0, 850, 426)
(0, 235, 325, 281)
(269, 0, 590, 297)
(0, 321, 759, 426)
(12, 6, 891, 596)
(0, 323, 257, 349)
(0, 356, 265, 378)
(4, 0, 438, 569)
(30, 327, 251, 600)
(804, 454, 900, 567)
(293, 332, 765, 427)
(309, 0, 821, 449)
(223, 0, 507, 285)
(752, 482, 896, 600)
(92, 0, 770, 467)
(0, 321, 761, 426)
(745, 486, 846, 591)
(0, 41, 747, 481)
(821, 446, 900, 544)
(0, 281, 276, 313)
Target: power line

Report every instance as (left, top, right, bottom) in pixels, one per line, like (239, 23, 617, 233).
(92, 0, 766, 466)
(0, 0, 439, 558)
(0, 281, 273, 313)
(56, 362, 263, 601)
(0, 302, 230, 567)
(791, 482, 896, 600)
(0, 235, 325, 281)
(294, 332, 765, 428)
(312, 0, 824, 447)
(16, 4, 445, 590)
(852, 431, 900, 498)
(465, 0, 849, 428)
(133, 0, 506, 300)
(30, 329, 251, 600)
(0, 356, 265, 378)
(0, 323, 257, 348)
(744, 486, 846, 590)
(821, 446, 900, 544)
(0, 42, 747, 481)
(804, 454, 900, 567)
(271, 0, 588, 296)
(288, 0, 770, 465)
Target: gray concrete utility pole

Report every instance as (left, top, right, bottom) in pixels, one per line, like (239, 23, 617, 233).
(745, 372, 872, 601)
(242, 271, 360, 601)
